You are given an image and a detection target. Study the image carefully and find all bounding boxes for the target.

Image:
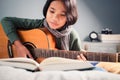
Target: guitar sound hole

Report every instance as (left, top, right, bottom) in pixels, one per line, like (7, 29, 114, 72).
(23, 42, 37, 59)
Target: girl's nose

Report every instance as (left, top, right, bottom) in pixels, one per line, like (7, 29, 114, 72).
(52, 14, 59, 21)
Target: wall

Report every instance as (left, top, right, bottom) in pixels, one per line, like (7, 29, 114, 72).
(0, 0, 120, 41)
(0, 0, 45, 19)
(76, 0, 120, 41)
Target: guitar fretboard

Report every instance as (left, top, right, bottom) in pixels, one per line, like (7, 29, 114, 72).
(31, 48, 120, 62)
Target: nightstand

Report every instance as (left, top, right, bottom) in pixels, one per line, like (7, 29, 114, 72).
(82, 42, 120, 53)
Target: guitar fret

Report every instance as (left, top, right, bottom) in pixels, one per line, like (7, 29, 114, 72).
(52, 50, 55, 57)
(45, 50, 47, 58)
(42, 49, 45, 57)
(54, 50, 58, 57)
(94, 53, 100, 61)
(68, 51, 72, 59)
(45, 49, 47, 57)
(59, 50, 62, 57)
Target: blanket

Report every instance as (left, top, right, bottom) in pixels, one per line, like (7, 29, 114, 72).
(0, 66, 120, 80)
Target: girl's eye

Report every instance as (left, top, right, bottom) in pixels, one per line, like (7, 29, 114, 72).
(50, 10, 54, 13)
(61, 13, 66, 16)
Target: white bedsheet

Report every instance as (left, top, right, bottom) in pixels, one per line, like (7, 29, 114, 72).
(0, 66, 120, 80)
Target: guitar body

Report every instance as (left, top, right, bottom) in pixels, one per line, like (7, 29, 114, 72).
(0, 24, 9, 58)
(0, 24, 56, 59)
(18, 28, 56, 49)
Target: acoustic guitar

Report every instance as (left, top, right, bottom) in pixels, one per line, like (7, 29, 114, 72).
(0, 24, 56, 59)
(0, 24, 120, 63)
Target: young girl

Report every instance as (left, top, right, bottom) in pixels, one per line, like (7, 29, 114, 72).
(1, 0, 86, 60)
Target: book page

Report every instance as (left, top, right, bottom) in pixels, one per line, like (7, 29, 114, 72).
(39, 57, 94, 71)
(0, 58, 39, 71)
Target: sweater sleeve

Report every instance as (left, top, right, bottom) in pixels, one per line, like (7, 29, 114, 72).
(69, 28, 82, 51)
(1, 17, 44, 43)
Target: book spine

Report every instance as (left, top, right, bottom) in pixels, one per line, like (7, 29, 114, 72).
(100, 34, 120, 41)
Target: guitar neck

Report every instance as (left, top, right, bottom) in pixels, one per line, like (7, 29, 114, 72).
(32, 48, 120, 62)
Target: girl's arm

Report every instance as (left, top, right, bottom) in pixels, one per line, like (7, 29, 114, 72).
(69, 28, 82, 51)
(1, 17, 44, 43)
(1, 17, 44, 58)
(69, 28, 86, 60)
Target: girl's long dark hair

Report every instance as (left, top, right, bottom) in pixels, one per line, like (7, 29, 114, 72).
(43, 0, 78, 26)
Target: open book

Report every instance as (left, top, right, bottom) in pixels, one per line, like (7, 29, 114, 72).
(0, 57, 95, 71)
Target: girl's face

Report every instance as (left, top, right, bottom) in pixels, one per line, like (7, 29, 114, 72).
(46, 0, 67, 29)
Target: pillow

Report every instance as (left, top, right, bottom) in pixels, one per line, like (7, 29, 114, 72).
(96, 62, 120, 74)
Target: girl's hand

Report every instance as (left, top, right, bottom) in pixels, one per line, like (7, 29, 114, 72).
(77, 54, 87, 61)
(14, 40, 33, 59)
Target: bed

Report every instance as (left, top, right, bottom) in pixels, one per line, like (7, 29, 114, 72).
(0, 23, 120, 80)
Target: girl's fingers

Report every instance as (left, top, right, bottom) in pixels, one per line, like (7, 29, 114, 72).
(77, 54, 86, 61)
